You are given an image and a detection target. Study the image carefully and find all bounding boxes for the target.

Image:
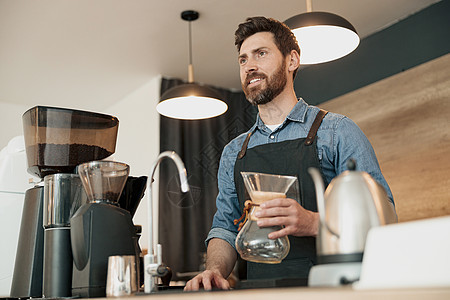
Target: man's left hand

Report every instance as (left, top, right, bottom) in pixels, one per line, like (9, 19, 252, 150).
(254, 198, 319, 238)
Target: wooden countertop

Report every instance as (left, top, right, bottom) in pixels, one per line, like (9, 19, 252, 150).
(125, 286, 450, 300)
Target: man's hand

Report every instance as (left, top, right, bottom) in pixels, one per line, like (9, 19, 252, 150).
(183, 238, 236, 291)
(254, 197, 319, 239)
(183, 269, 230, 291)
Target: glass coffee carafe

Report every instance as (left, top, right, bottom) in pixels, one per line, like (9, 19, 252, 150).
(235, 172, 298, 264)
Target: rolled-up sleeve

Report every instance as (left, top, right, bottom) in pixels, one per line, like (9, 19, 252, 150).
(206, 227, 238, 250)
(206, 143, 242, 249)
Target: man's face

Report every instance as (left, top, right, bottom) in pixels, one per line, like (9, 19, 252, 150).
(238, 32, 287, 106)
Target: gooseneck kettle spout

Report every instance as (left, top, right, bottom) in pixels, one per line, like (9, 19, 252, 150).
(309, 167, 341, 238)
(144, 151, 189, 293)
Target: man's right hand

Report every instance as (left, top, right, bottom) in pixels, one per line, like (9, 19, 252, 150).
(183, 269, 230, 291)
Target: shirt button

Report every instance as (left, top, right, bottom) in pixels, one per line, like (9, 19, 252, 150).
(270, 135, 275, 139)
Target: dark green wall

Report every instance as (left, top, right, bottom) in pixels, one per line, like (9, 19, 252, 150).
(294, 0, 450, 106)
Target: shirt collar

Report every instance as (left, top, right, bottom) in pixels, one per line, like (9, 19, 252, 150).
(286, 98, 308, 122)
(254, 98, 308, 130)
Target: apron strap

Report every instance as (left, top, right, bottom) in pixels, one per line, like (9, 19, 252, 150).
(238, 109, 328, 158)
(305, 109, 328, 146)
(237, 132, 253, 159)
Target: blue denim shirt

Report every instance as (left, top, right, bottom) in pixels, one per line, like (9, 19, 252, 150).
(207, 98, 394, 250)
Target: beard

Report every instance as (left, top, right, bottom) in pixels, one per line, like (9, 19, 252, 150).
(242, 61, 287, 106)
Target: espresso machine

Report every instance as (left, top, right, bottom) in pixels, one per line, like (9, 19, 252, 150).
(10, 106, 119, 298)
(71, 160, 141, 298)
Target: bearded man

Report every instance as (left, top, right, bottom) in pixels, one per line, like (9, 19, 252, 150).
(184, 16, 394, 291)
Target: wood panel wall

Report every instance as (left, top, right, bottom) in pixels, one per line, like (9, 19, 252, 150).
(319, 53, 450, 223)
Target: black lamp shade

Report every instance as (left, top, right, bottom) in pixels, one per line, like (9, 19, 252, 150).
(160, 83, 223, 101)
(285, 11, 357, 32)
(284, 11, 360, 64)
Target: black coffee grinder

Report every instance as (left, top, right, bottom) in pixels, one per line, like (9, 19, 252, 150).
(10, 106, 119, 298)
(70, 161, 141, 298)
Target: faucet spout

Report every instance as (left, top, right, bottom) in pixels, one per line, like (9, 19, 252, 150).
(144, 151, 189, 293)
(150, 151, 189, 194)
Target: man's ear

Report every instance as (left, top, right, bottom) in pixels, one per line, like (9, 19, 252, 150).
(288, 50, 300, 72)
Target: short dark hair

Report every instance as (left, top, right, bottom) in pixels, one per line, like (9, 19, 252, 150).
(235, 16, 301, 78)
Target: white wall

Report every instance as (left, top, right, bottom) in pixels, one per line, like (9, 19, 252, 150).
(104, 75, 161, 251)
(0, 102, 30, 149)
(0, 75, 161, 254)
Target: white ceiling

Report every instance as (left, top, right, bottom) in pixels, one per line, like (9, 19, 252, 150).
(0, 0, 441, 111)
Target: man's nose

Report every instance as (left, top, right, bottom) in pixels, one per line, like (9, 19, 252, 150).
(244, 59, 258, 73)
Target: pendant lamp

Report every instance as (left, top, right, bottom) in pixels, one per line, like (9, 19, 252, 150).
(284, 0, 360, 65)
(157, 10, 228, 120)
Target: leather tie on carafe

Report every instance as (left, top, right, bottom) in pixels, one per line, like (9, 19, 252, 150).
(233, 200, 260, 231)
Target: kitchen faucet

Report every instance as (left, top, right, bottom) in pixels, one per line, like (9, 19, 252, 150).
(144, 151, 189, 293)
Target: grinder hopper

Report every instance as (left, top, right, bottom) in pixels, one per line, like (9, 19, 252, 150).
(22, 106, 119, 179)
(77, 160, 129, 204)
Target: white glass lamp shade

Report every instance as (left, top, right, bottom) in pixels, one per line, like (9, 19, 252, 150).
(157, 83, 228, 120)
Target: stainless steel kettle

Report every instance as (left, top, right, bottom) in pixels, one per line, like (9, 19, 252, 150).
(308, 159, 397, 264)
